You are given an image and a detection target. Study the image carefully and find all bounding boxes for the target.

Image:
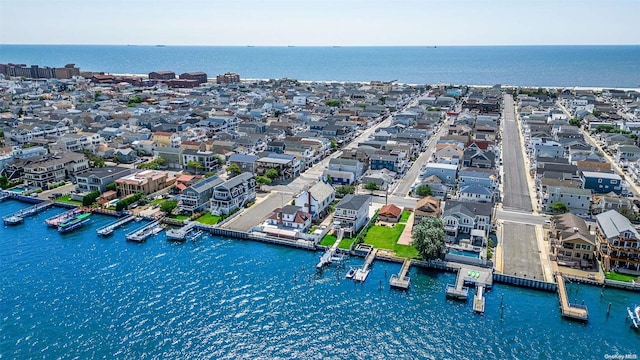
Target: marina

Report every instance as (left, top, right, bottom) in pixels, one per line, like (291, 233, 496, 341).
(125, 220, 164, 242)
(96, 215, 136, 236)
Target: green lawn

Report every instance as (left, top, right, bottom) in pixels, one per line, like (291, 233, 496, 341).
(394, 244, 420, 259)
(56, 195, 82, 206)
(150, 198, 166, 206)
(195, 212, 221, 225)
(399, 210, 411, 223)
(338, 237, 355, 250)
(605, 271, 638, 282)
(320, 234, 337, 246)
(363, 224, 406, 249)
(168, 214, 190, 221)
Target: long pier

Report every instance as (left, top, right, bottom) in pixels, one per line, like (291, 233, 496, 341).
(354, 247, 377, 282)
(3, 201, 54, 225)
(125, 220, 163, 242)
(97, 215, 136, 236)
(555, 274, 589, 322)
(390, 259, 412, 289)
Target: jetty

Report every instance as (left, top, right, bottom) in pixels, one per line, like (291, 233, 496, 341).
(473, 285, 485, 314)
(316, 228, 344, 270)
(45, 208, 82, 227)
(389, 259, 412, 289)
(125, 220, 163, 242)
(354, 246, 377, 282)
(555, 274, 589, 322)
(96, 215, 135, 236)
(3, 201, 53, 225)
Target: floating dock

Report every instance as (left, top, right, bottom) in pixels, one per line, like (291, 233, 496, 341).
(473, 285, 485, 314)
(45, 208, 82, 227)
(96, 215, 135, 236)
(2, 201, 53, 225)
(165, 222, 197, 242)
(125, 220, 163, 243)
(446, 266, 493, 302)
(390, 259, 412, 289)
(354, 247, 377, 282)
(555, 274, 589, 322)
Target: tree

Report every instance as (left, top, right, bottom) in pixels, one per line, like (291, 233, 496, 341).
(82, 190, 101, 206)
(330, 140, 337, 150)
(160, 200, 178, 213)
(265, 168, 279, 180)
(255, 175, 272, 191)
(325, 174, 333, 184)
(106, 182, 116, 192)
(335, 185, 355, 197)
(592, 109, 601, 117)
(569, 118, 581, 127)
(187, 160, 204, 175)
(617, 208, 637, 222)
(325, 99, 341, 107)
(226, 163, 242, 178)
(415, 185, 432, 197)
(549, 201, 570, 214)
(412, 217, 445, 260)
(214, 155, 225, 166)
(364, 182, 379, 193)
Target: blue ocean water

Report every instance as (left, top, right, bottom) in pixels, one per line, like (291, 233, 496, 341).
(1, 200, 639, 359)
(0, 45, 639, 88)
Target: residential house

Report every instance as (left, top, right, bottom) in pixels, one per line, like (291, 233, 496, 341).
(179, 176, 224, 213)
(23, 152, 89, 188)
(333, 194, 371, 236)
(423, 163, 458, 187)
(413, 196, 441, 226)
(210, 172, 256, 215)
(75, 166, 135, 193)
(267, 205, 312, 231)
(615, 145, 640, 162)
(293, 181, 335, 220)
(228, 154, 258, 174)
(551, 213, 596, 269)
(462, 149, 496, 169)
(582, 171, 623, 195)
(113, 148, 138, 164)
(173, 174, 203, 194)
(256, 153, 300, 180)
(442, 200, 493, 238)
(543, 186, 592, 216)
(182, 149, 219, 174)
(378, 204, 403, 223)
(591, 193, 635, 215)
(115, 170, 171, 196)
(595, 210, 640, 273)
(458, 184, 494, 203)
(324, 158, 364, 185)
(152, 131, 181, 147)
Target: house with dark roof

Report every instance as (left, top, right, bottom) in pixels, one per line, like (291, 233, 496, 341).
(442, 200, 493, 238)
(75, 166, 135, 193)
(210, 172, 256, 215)
(179, 175, 224, 213)
(458, 184, 494, 203)
(228, 153, 258, 174)
(595, 210, 640, 273)
(333, 194, 370, 236)
(582, 171, 623, 195)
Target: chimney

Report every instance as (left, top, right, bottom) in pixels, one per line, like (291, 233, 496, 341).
(308, 190, 312, 215)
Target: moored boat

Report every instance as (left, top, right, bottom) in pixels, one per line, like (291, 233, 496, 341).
(58, 213, 92, 233)
(3, 215, 24, 225)
(628, 305, 640, 330)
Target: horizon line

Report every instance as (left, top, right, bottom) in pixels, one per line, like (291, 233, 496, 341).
(1, 43, 639, 48)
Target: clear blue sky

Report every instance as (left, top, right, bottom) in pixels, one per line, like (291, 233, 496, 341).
(1, 0, 638, 46)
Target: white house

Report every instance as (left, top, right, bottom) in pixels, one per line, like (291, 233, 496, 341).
(333, 194, 370, 236)
(293, 181, 335, 220)
(267, 205, 312, 231)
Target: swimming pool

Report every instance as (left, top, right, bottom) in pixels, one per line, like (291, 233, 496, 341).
(448, 249, 480, 258)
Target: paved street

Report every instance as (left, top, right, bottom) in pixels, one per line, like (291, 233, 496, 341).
(392, 115, 452, 197)
(501, 94, 533, 212)
(495, 209, 547, 225)
(501, 222, 544, 280)
(222, 191, 284, 231)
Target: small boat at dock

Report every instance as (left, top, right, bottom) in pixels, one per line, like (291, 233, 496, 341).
(58, 213, 92, 233)
(3, 215, 24, 225)
(346, 268, 356, 279)
(628, 305, 640, 330)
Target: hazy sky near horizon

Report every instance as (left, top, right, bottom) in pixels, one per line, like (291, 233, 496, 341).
(1, 0, 638, 46)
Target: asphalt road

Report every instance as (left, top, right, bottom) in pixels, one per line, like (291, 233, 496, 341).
(495, 209, 547, 225)
(501, 94, 533, 212)
(222, 191, 285, 231)
(392, 116, 452, 197)
(501, 221, 544, 280)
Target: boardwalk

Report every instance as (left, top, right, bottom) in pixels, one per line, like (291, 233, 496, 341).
(389, 259, 411, 289)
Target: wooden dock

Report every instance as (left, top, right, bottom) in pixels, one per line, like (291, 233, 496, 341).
(125, 220, 163, 242)
(354, 248, 377, 282)
(446, 266, 493, 301)
(316, 228, 344, 270)
(2, 201, 53, 225)
(555, 274, 589, 322)
(389, 259, 411, 289)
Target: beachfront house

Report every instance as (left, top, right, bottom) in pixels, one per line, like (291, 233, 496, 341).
(442, 200, 493, 239)
(267, 205, 312, 231)
(333, 194, 370, 237)
(210, 172, 256, 215)
(551, 213, 596, 269)
(179, 176, 224, 213)
(75, 166, 135, 193)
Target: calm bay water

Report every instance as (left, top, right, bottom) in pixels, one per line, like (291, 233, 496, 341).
(0, 45, 639, 88)
(1, 200, 638, 359)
